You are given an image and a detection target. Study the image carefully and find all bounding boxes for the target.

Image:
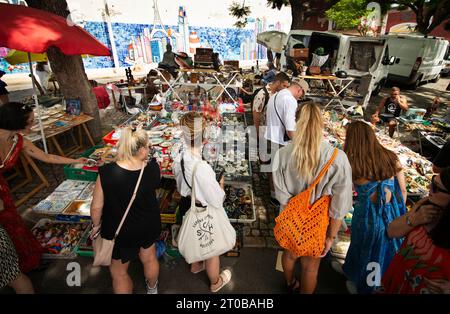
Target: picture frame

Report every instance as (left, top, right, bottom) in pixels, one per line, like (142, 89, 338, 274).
(65, 98, 81, 116)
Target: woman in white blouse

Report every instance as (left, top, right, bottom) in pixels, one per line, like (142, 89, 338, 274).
(272, 103, 353, 294)
(172, 112, 232, 293)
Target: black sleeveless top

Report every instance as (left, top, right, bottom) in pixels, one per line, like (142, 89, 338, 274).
(98, 159, 161, 259)
(384, 97, 402, 117)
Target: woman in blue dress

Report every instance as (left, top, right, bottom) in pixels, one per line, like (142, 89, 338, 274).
(342, 121, 407, 293)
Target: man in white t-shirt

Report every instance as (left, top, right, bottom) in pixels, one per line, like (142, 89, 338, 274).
(264, 79, 309, 146)
(253, 72, 291, 139)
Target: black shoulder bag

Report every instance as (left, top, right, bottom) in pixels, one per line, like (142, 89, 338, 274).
(261, 86, 270, 113)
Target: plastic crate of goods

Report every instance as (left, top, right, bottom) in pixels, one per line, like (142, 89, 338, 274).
(158, 181, 180, 224)
(403, 108, 427, 122)
(75, 224, 93, 257)
(31, 219, 90, 259)
(64, 165, 98, 182)
(102, 129, 121, 145)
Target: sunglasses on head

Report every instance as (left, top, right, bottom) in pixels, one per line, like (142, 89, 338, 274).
(431, 175, 449, 194)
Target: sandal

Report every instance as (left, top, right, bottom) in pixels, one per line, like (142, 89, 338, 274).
(191, 262, 205, 274)
(211, 269, 232, 293)
(287, 278, 300, 294)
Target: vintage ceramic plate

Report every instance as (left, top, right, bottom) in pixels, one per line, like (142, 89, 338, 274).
(147, 130, 164, 138)
(160, 141, 172, 148)
(150, 138, 164, 146)
(152, 125, 167, 131)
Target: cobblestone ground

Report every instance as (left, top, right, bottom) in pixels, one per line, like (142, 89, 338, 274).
(242, 112, 280, 249)
(244, 162, 279, 249)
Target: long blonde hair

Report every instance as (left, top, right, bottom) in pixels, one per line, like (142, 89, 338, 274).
(291, 103, 323, 183)
(117, 127, 149, 161)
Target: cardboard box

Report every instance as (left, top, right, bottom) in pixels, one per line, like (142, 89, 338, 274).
(224, 60, 240, 70)
(290, 48, 309, 59)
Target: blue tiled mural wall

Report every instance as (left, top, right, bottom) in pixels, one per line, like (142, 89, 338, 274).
(82, 22, 115, 69)
(2, 21, 255, 74)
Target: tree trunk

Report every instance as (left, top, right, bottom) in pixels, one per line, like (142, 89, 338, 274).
(26, 0, 102, 141)
(289, 0, 305, 30)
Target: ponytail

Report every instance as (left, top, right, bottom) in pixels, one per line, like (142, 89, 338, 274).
(117, 127, 149, 161)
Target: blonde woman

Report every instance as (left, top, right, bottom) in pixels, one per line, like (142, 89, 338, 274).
(90, 127, 161, 294)
(272, 103, 353, 294)
(172, 112, 232, 293)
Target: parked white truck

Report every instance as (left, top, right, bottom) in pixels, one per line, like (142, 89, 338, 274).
(383, 34, 449, 89)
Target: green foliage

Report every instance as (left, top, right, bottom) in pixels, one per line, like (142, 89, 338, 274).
(229, 1, 251, 28)
(267, 0, 290, 10)
(394, 0, 450, 34)
(325, 0, 372, 29)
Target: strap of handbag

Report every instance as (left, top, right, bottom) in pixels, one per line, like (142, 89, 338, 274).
(190, 161, 203, 209)
(261, 86, 270, 113)
(273, 93, 290, 142)
(181, 153, 192, 190)
(306, 148, 339, 191)
(112, 161, 146, 239)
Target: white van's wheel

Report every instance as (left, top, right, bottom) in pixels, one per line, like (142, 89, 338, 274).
(411, 76, 422, 90)
(431, 74, 440, 83)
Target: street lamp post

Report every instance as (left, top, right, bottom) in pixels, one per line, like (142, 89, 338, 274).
(103, 0, 120, 72)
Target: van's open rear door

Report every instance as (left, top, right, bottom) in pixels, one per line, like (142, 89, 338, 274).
(342, 37, 387, 108)
(343, 37, 386, 75)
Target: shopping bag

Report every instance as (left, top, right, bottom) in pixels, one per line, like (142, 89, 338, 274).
(274, 149, 337, 257)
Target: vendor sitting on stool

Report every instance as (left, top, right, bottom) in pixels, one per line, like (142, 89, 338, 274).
(371, 86, 409, 138)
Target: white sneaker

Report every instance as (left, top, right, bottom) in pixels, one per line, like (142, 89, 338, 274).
(331, 260, 344, 275)
(146, 280, 158, 294)
(346, 280, 358, 294)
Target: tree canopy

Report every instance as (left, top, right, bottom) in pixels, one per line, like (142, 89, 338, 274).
(230, 0, 450, 34)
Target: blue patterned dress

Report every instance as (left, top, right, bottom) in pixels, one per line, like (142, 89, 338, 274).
(343, 178, 406, 293)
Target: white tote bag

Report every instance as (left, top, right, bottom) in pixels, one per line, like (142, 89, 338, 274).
(177, 162, 236, 264)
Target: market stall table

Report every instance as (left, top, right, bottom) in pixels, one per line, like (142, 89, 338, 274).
(27, 113, 95, 157)
(323, 111, 434, 197)
(397, 117, 447, 155)
(178, 68, 241, 104)
(7, 152, 50, 207)
(299, 74, 356, 109)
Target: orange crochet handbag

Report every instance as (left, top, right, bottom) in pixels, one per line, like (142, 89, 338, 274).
(274, 149, 338, 257)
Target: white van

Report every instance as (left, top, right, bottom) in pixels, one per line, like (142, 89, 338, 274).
(280, 30, 394, 106)
(383, 34, 449, 89)
(440, 44, 450, 76)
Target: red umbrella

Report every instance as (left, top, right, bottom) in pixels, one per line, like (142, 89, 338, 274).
(0, 3, 110, 56)
(0, 3, 111, 153)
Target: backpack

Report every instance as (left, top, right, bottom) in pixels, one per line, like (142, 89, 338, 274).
(251, 86, 270, 112)
(274, 149, 338, 257)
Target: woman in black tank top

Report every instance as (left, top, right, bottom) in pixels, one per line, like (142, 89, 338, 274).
(90, 127, 161, 294)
